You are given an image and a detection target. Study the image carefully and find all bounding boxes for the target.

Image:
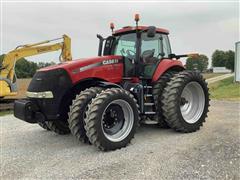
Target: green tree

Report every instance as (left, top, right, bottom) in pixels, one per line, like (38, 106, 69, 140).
(225, 50, 235, 71)
(15, 58, 38, 78)
(186, 54, 209, 72)
(1, 55, 56, 78)
(37, 61, 56, 68)
(212, 50, 226, 67)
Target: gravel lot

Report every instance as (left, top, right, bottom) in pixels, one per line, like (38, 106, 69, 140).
(1, 100, 240, 179)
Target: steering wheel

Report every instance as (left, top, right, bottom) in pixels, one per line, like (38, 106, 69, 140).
(126, 49, 136, 60)
(126, 49, 136, 57)
(120, 48, 125, 56)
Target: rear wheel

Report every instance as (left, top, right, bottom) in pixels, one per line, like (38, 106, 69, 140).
(152, 70, 177, 127)
(68, 87, 102, 143)
(84, 88, 140, 151)
(162, 71, 210, 132)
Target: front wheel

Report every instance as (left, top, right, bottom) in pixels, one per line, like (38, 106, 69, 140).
(84, 88, 140, 151)
(38, 121, 50, 131)
(46, 120, 70, 135)
(162, 71, 210, 132)
(68, 87, 102, 143)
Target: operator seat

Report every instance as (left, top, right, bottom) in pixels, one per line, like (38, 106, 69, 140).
(141, 49, 158, 78)
(142, 49, 155, 64)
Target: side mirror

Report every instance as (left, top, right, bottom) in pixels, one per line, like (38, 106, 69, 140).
(147, 26, 156, 38)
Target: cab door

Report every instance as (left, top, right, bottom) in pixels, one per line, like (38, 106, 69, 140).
(141, 33, 172, 78)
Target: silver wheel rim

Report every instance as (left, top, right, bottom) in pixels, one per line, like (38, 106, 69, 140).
(101, 99, 134, 142)
(180, 82, 205, 124)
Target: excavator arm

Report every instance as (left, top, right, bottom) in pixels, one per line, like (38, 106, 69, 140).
(0, 34, 72, 98)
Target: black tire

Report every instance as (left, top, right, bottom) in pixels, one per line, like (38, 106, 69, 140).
(46, 120, 70, 135)
(162, 71, 210, 132)
(68, 87, 102, 143)
(152, 71, 177, 127)
(84, 88, 140, 151)
(38, 121, 50, 131)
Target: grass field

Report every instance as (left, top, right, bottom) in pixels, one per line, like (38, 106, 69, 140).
(209, 76, 240, 101)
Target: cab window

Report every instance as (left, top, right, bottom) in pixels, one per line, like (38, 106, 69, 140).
(141, 33, 171, 59)
(113, 33, 136, 56)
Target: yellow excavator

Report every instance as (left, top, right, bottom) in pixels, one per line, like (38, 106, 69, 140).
(0, 34, 72, 98)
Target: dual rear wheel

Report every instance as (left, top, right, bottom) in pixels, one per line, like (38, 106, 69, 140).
(161, 71, 210, 132)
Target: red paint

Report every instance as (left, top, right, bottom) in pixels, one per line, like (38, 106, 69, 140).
(39, 56, 184, 85)
(152, 59, 184, 82)
(113, 26, 169, 35)
(131, 77, 140, 83)
(39, 56, 123, 84)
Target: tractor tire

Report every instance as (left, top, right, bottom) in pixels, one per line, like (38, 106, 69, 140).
(68, 87, 102, 143)
(38, 121, 50, 131)
(152, 70, 176, 128)
(162, 71, 210, 133)
(84, 88, 140, 151)
(46, 120, 70, 135)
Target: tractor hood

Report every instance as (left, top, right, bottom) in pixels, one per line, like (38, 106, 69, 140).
(39, 55, 123, 72)
(39, 55, 124, 84)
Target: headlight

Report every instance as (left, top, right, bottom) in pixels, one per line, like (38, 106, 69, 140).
(26, 91, 54, 98)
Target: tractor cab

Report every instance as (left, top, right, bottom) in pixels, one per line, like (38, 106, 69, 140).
(97, 18, 171, 79)
(113, 27, 171, 78)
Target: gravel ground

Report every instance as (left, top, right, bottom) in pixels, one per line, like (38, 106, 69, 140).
(1, 100, 240, 179)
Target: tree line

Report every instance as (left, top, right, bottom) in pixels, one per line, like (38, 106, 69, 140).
(0, 54, 56, 78)
(186, 50, 235, 72)
(0, 49, 235, 78)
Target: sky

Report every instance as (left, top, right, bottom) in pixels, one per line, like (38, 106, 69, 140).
(1, 1, 239, 66)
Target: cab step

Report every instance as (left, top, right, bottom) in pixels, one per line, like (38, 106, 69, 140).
(144, 94, 153, 97)
(144, 112, 156, 115)
(144, 103, 154, 106)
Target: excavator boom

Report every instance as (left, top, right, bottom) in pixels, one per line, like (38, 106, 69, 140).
(0, 34, 72, 98)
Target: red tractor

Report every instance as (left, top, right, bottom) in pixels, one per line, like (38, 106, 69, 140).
(14, 15, 210, 151)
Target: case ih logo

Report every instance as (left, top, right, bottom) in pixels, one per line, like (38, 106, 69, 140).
(73, 59, 120, 74)
(102, 59, 119, 65)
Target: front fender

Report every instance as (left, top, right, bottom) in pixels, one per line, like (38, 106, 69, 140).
(152, 59, 185, 82)
(97, 81, 122, 89)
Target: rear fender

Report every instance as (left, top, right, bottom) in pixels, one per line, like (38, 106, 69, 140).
(152, 59, 185, 82)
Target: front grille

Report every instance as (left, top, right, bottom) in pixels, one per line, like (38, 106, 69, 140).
(27, 68, 72, 120)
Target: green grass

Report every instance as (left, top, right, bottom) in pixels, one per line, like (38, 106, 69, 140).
(202, 73, 226, 79)
(209, 76, 240, 101)
(0, 110, 13, 116)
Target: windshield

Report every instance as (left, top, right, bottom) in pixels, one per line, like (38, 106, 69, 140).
(113, 33, 136, 56)
(113, 32, 171, 58)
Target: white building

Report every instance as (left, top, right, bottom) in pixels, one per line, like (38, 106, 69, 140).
(213, 67, 231, 73)
(235, 41, 240, 82)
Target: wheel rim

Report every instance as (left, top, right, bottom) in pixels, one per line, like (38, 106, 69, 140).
(180, 82, 205, 124)
(101, 99, 134, 142)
